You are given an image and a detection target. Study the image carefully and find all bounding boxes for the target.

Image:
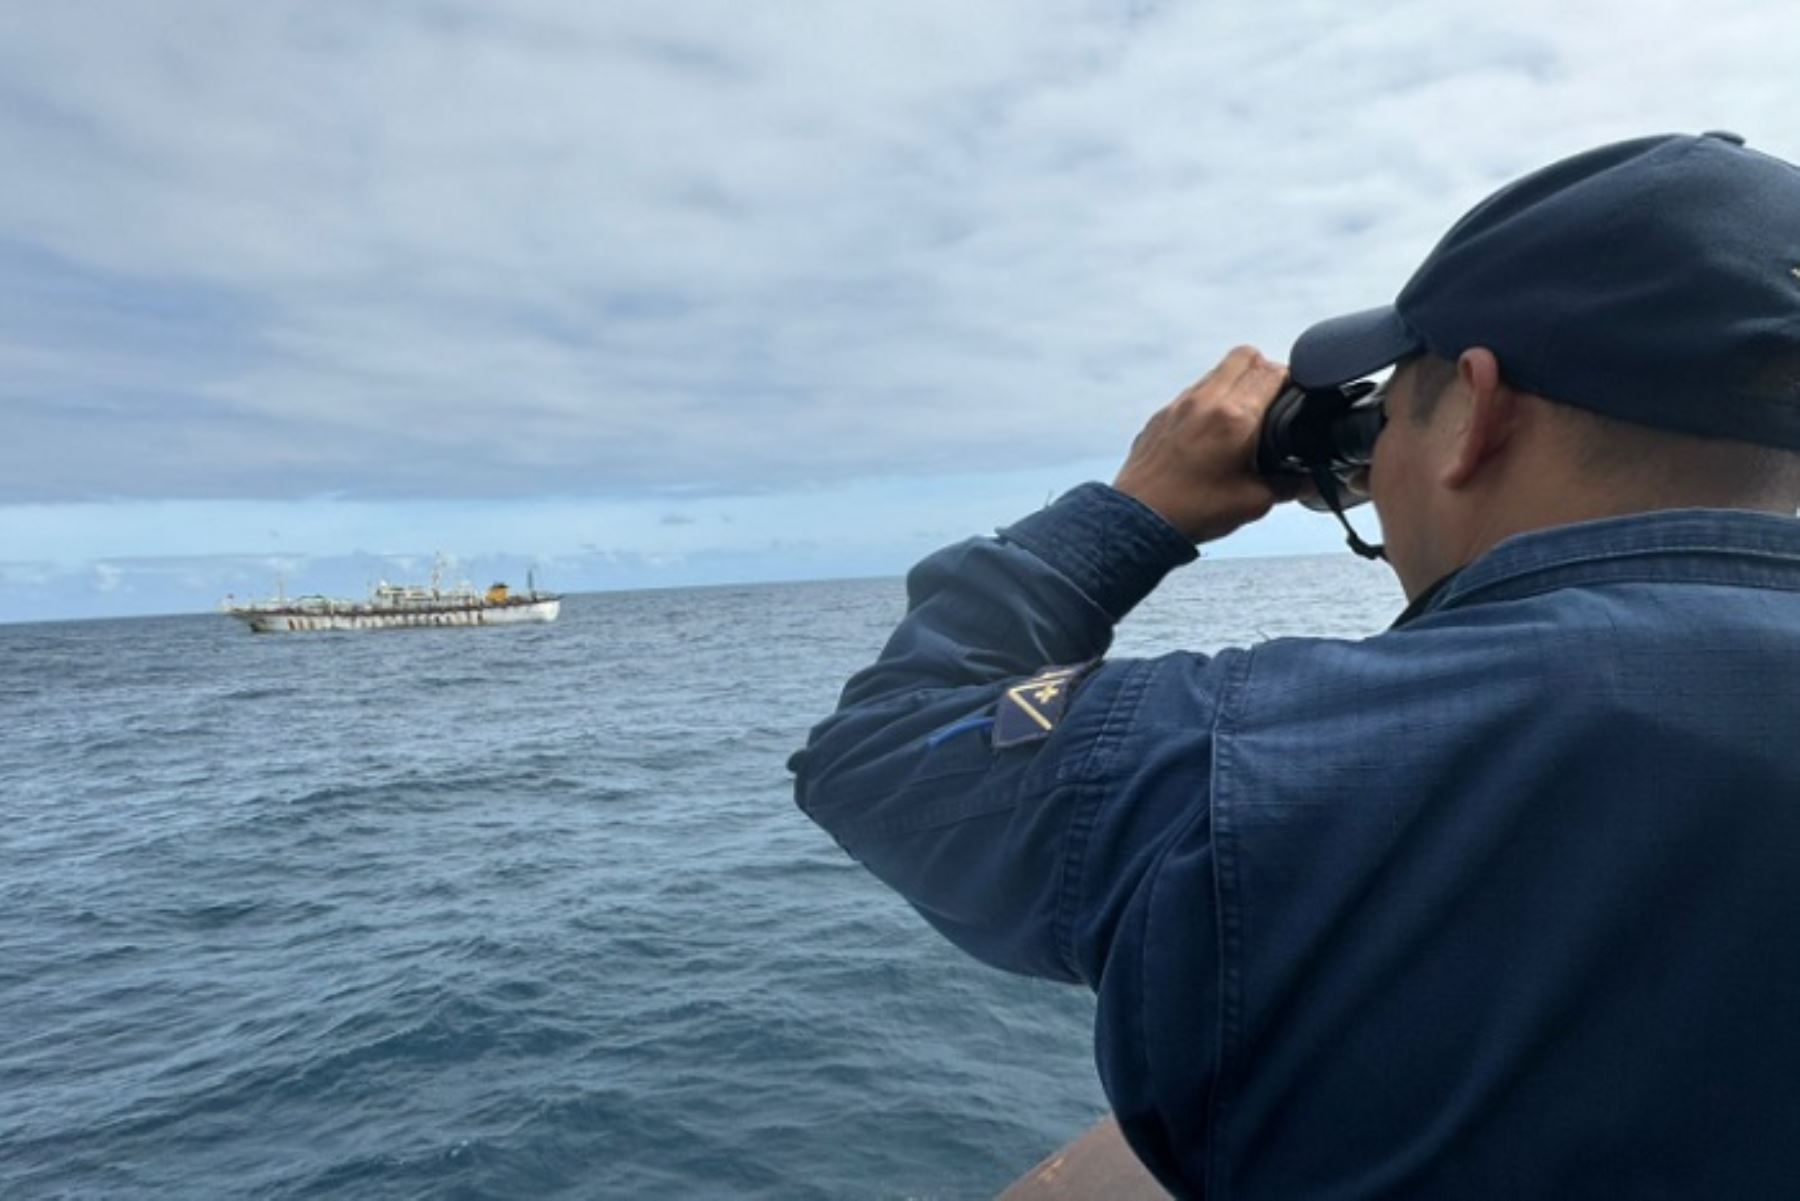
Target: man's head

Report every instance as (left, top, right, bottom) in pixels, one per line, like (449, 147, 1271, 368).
(1288, 131, 1800, 597)
(1371, 348, 1800, 598)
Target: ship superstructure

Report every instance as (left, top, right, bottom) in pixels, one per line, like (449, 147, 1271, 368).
(223, 565, 560, 633)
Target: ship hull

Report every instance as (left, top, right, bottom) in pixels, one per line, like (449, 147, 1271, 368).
(231, 598, 561, 633)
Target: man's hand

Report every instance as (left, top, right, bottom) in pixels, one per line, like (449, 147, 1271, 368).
(1112, 346, 1291, 545)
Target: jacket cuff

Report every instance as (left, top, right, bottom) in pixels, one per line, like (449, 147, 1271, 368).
(999, 483, 1198, 622)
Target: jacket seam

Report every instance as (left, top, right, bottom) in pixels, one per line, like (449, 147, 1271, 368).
(1052, 658, 1156, 979)
(1438, 541, 1800, 612)
(1204, 647, 1254, 1201)
(1437, 565, 1800, 615)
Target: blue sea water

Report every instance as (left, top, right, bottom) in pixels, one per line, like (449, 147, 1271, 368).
(0, 554, 1399, 1199)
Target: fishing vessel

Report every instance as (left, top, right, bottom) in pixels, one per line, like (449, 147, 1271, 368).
(222, 565, 560, 633)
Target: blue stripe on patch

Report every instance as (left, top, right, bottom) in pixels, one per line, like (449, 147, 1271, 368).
(927, 715, 996, 748)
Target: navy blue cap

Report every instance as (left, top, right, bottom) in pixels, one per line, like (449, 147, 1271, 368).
(1290, 132, 1800, 450)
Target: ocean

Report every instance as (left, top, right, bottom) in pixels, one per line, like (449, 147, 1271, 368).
(0, 553, 1400, 1199)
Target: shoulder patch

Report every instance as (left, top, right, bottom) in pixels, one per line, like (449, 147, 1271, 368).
(992, 660, 1101, 749)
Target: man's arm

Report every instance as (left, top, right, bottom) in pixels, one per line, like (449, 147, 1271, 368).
(790, 481, 1197, 979)
(790, 347, 1291, 981)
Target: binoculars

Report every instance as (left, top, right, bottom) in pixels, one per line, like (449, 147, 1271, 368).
(1255, 379, 1386, 511)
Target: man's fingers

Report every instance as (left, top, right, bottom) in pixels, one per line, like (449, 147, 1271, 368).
(1186, 346, 1252, 395)
(1219, 351, 1287, 416)
(1240, 355, 1287, 400)
(1186, 345, 1268, 400)
(1219, 345, 1269, 392)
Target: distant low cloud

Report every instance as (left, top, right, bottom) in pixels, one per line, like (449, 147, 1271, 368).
(0, 461, 1376, 621)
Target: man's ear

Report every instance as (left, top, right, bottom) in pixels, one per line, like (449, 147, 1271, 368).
(1440, 347, 1519, 489)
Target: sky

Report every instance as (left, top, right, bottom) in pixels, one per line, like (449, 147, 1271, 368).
(3, 0, 1798, 622)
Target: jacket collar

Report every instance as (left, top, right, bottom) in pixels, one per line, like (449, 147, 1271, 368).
(1394, 507, 1800, 626)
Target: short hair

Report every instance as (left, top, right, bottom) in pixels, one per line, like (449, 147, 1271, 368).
(1399, 352, 1800, 509)
(1551, 402, 1800, 508)
(1400, 354, 1458, 425)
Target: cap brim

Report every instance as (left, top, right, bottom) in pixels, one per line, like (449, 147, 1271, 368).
(1289, 305, 1424, 389)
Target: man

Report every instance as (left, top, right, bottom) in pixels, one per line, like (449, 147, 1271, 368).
(789, 132, 1800, 1198)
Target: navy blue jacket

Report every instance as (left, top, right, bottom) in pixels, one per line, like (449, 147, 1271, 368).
(791, 483, 1800, 1199)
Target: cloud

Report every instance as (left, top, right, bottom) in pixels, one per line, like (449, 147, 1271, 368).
(1, 0, 1795, 620)
(1, 0, 1794, 507)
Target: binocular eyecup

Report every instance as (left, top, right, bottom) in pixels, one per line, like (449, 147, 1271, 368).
(1255, 378, 1388, 559)
(1256, 379, 1385, 511)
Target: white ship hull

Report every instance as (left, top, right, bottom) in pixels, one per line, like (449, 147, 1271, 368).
(232, 597, 560, 633)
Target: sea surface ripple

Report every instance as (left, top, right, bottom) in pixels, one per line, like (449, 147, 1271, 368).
(0, 557, 1398, 1198)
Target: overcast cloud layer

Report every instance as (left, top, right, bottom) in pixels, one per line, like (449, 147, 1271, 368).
(2, 0, 1798, 618)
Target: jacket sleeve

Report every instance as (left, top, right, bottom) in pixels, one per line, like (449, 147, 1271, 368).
(791, 481, 1243, 1193)
(789, 483, 1206, 981)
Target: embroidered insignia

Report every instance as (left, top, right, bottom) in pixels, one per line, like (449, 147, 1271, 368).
(992, 661, 1100, 749)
